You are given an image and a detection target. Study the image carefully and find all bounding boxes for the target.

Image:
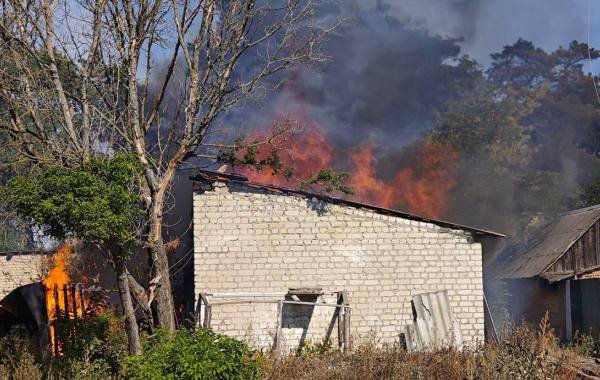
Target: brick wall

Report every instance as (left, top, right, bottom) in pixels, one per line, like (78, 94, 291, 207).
(193, 181, 485, 350)
(0, 252, 46, 300)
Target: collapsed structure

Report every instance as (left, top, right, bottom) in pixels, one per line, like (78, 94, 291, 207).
(499, 204, 600, 340)
(190, 170, 503, 351)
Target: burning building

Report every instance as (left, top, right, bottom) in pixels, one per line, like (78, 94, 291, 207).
(184, 169, 503, 350)
(498, 204, 600, 341)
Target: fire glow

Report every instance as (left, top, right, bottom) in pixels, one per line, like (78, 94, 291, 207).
(43, 244, 86, 353)
(44, 245, 71, 320)
(236, 122, 458, 220)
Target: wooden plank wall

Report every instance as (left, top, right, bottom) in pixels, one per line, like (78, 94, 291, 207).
(547, 220, 600, 275)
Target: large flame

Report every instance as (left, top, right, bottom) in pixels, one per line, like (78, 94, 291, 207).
(349, 140, 458, 219)
(234, 122, 458, 219)
(237, 121, 334, 188)
(43, 244, 87, 354)
(44, 244, 71, 319)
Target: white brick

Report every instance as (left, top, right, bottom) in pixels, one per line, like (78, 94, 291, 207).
(192, 183, 485, 350)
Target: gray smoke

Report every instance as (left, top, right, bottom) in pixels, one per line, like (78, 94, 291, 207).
(357, 0, 592, 66)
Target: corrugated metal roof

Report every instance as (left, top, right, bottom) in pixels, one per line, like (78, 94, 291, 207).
(191, 169, 505, 238)
(499, 205, 600, 279)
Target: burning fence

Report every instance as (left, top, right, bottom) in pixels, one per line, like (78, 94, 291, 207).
(42, 244, 114, 355)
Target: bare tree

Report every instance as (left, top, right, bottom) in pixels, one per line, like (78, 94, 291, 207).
(0, 0, 339, 332)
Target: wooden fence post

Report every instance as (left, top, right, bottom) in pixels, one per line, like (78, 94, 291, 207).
(70, 286, 78, 320)
(204, 305, 212, 329)
(274, 300, 284, 357)
(52, 285, 60, 356)
(345, 307, 352, 351)
(336, 293, 345, 350)
(62, 284, 69, 319)
(78, 285, 85, 316)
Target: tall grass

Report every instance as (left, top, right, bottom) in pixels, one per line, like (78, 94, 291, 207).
(0, 314, 596, 380)
(262, 316, 591, 380)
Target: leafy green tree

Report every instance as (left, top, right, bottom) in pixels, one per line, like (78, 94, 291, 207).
(431, 39, 600, 237)
(0, 0, 338, 333)
(1, 154, 145, 354)
(578, 172, 600, 206)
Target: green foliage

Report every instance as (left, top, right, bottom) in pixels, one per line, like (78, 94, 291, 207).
(570, 330, 598, 357)
(300, 170, 353, 194)
(2, 154, 144, 253)
(295, 339, 334, 358)
(578, 172, 600, 207)
(218, 137, 354, 195)
(430, 38, 600, 237)
(53, 310, 129, 378)
(217, 138, 285, 174)
(432, 84, 533, 171)
(124, 328, 263, 380)
(0, 328, 43, 380)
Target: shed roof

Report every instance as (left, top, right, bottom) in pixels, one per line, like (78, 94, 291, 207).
(191, 169, 504, 238)
(499, 204, 600, 279)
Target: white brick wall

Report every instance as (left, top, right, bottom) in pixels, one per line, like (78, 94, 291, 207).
(193, 181, 485, 350)
(0, 252, 45, 299)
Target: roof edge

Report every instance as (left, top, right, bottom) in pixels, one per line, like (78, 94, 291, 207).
(0, 250, 47, 257)
(191, 169, 505, 238)
(539, 212, 600, 276)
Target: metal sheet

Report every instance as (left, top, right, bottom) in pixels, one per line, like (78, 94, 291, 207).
(400, 290, 462, 352)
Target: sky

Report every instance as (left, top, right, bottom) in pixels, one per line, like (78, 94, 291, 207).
(211, 0, 600, 157)
(377, 0, 600, 67)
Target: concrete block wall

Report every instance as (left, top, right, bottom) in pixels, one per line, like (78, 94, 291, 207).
(0, 252, 45, 300)
(193, 181, 485, 350)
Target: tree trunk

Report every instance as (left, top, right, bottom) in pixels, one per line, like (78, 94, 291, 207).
(115, 260, 142, 355)
(148, 212, 177, 333)
(128, 274, 153, 328)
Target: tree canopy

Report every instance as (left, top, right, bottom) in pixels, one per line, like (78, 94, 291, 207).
(2, 154, 144, 255)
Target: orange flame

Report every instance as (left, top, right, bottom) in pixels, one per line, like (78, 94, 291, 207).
(235, 122, 459, 219)
(349, 140, 458, 219)
(44, 245, 71, 320)
(237, 121, 334, 188)
(43, 244, 88, 354)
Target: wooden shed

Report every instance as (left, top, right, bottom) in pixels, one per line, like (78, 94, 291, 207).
(499, 204, 600, 340)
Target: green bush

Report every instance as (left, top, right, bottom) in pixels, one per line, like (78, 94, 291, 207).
(53, 309, 129, 379)
(0, 328, 43, 380)
(124, 328, 263, 380)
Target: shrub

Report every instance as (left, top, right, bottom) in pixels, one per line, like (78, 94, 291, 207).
(570, 330, 598, 357)
(124, 328, 263, 380)
(52, 309, 129, 379)
(262, 318, 581, 380)
(0, 328, 43, 380)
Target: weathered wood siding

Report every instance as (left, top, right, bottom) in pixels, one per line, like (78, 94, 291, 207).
(546, 220, 600, 275)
